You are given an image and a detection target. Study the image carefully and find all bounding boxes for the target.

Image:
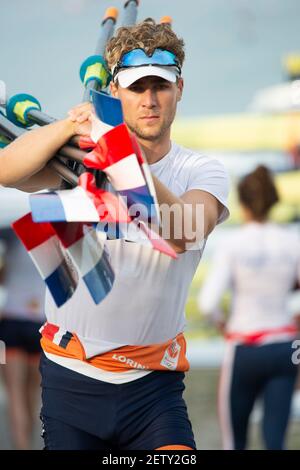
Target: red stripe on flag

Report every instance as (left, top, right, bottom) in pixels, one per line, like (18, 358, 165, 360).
(139, 223, 177, 259)
(78, 136, 96, 150)
(83, 150, 103, 170)
(78, 173, 131, 223)
(51, 222, 89, 248)
(41, 322, 60, 341)
(12, 213, 56, 251)
(96, 124, 135, 169)
(97, 190, 131, 223)
(83, 125, 145, 171)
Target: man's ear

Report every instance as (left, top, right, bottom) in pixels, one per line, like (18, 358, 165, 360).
(177, 78, 184, 102)
(110, 82, 119, 98)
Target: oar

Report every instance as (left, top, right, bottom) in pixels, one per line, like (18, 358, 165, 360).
(121, 0, 139, 26)
(81, 7, 119, 102)
(160, 15, 172, 26)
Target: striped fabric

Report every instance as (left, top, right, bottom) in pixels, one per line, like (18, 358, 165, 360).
(83, 123, 160, 225)
(12, 213, 115, 307)
(52, 221, 114, 304)
(30, 173, 131, 224)
(12, 213, 77, 307)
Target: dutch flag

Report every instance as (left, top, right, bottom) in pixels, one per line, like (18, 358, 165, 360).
(51, 221, 115, 304)
(30, 172, 131, 224)
(12, 213, 78, 307)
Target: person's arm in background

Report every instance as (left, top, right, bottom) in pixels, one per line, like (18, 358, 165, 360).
(197, 242, 233, 333)
(0, 111, 90, 192)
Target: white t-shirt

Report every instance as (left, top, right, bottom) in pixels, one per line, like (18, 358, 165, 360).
(43, 142, 229, 380)
(199, 222, 300, 340)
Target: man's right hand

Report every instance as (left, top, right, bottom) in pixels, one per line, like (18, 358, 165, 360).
(67, 102, 95, 136)
(68, 102, 95, 123)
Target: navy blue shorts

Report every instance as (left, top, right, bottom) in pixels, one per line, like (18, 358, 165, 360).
(0, 318, 43, 354)
(39, 353, 196, 450)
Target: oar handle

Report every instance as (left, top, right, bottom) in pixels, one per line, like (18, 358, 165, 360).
(122, 0, 139, 26)
(160, 16, 172, 26)
(48, 158, 78, 186)
(82, 7, 119, 102)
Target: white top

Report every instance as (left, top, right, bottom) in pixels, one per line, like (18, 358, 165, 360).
(198, 222, 300, 336)
(44, 142, 229, 358)
(1, 231, 45, 321)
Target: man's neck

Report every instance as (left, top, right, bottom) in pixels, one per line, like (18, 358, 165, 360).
(137, 132, 172, 165)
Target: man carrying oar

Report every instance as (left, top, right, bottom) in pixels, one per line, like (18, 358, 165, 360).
(0, 19, 229, 450)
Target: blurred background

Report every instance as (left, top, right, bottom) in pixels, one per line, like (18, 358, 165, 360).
(0, 0, 300, 450)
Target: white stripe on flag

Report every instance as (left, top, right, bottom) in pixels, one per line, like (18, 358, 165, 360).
(52, 329, 65, 346)
(57, 186, 100, 222)
(105, 154, 146, 191)
(90, 114, 112, 143)
(30, 236, 65, 279)
(67, 229, 105, 276)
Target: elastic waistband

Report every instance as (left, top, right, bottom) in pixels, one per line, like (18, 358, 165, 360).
(39, 322, 190, 375)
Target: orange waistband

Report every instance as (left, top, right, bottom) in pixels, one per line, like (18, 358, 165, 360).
(40, 322, 190, 373)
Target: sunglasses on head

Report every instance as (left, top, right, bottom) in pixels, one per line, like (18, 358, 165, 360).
(112, 48, 181, 80)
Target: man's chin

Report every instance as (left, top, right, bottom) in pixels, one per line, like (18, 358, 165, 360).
(134, 126, 163, 141)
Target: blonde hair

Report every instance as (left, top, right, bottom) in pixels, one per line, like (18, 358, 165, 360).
(105, 18, 185, 72)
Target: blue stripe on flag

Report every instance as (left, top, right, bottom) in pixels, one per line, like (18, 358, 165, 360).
(30, 193, 66, 222)
(92, 90, 123, 127)
(83, 249, 115, 304)
(45, 262, 77, 307)
(96, 222, 124, 240)
(119, 186, 156, 222)
(59, 331, 73, 349)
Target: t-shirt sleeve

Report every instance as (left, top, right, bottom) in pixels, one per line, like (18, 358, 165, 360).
(186, 157, 230, 224)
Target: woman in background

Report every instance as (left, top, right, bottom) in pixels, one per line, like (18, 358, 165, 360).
(0, 229, 45, 449)
(198, 165, 300, 450)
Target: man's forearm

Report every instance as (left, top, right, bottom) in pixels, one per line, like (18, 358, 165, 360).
(151, 174, 220, 252)
(151, 174, 198, 252)
(0, 119, 75, 187)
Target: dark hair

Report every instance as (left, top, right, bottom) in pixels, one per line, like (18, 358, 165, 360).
(237, 165, 279, 220)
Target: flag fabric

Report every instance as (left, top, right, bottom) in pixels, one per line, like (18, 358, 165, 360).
(12, 90, 177, 308)
(83, 123, 160, 224)
(12, 213, 78, 307)
(95, 221, 177, 259)
(79, 90, 123, 146)
(51, 221, 115, 304)
(12, 213, 115, 307)
(92, 90, 123, 127)
(30, 173, 131, 224)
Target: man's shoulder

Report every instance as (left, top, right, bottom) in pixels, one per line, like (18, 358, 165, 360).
(171, 142, 226, 171)
(171, 142, 211, 165)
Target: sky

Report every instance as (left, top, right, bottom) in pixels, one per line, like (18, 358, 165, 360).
(1, 0, 300, 118)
